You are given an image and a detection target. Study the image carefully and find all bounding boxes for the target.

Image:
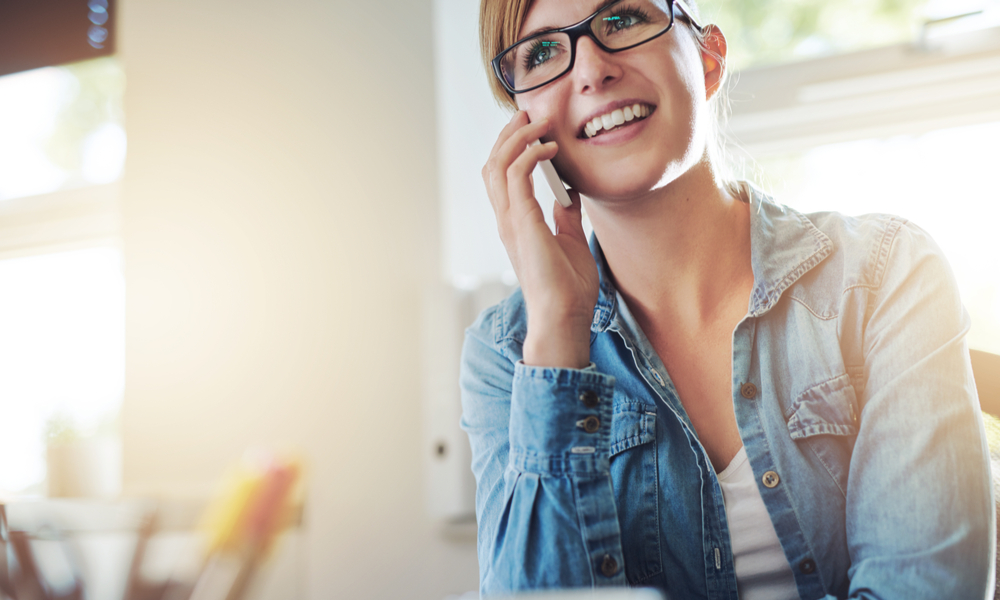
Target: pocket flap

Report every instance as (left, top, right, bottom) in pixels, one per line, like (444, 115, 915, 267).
(610, 402, 656, 456)
(787, 374, 859, 439)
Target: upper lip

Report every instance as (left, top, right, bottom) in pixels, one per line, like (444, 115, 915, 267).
(577, 98, 653, 138)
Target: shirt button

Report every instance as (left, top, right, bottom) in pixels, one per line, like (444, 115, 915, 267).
(740, 382, 758, 399)
(600, 554, 619, 577)
(579, 390, 600, 408)
(799, 558, 816, 574)
(761, 470, 780, 488)
(579, 416, 601, 433)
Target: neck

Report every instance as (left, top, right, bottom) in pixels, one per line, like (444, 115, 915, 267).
(585, 161, 753, 329)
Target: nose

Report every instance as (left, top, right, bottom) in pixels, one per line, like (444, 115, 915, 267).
(572, 35, 622, 93)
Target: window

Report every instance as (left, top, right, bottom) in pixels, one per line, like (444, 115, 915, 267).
(0, 57, 125, 495)
(722, 3, 1000, 355)
(699, 0, 1000, 70)
(0, 57, 125, 202)
(0, 248, 125, 493)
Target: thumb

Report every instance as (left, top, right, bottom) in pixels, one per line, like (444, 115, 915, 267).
(552, 189, 586, 241)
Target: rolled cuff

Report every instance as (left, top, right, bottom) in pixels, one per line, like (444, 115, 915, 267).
(509, 361, 616, 475)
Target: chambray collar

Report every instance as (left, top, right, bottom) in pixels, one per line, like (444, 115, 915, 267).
(744, 186, 834, 316)
(588, 183, 834, 333)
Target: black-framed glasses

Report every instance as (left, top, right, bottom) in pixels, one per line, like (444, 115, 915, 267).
(492, 0, 703, 95)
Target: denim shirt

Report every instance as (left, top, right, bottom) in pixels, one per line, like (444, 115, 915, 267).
(459, 188, 995, 599)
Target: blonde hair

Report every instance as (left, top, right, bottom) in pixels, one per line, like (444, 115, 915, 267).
(477, 0, 746, 200)
(479, 0, 532, 112)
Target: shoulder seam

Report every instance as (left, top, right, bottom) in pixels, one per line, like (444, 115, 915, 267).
(869, 216, 908, 292)
(862, 216, 908, 354)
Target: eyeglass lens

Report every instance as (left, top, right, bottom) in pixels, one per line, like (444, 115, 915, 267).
(499, 0, 673, 92)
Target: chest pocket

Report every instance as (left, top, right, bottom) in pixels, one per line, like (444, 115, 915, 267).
(786, 373, 859, 497)
(609, 400, 661, 584)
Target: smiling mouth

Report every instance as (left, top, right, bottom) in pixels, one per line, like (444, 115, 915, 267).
(581, 103, 655, 139)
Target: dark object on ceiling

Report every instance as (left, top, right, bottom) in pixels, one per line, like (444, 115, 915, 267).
(0, 0, 115, 78)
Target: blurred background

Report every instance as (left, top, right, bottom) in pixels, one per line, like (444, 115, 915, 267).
(0, 0, 998, 598)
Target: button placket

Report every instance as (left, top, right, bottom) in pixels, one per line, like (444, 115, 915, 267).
(578, 390, 600, 408)
(799, 558, 816, 574)
(576, 416, 601, 433)
(600, 554, 619, 577)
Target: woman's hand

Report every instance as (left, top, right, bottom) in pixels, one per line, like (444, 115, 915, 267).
(482, 110, 600, 369)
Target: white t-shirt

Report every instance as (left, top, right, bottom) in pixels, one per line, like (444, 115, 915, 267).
(717, 446, 801, 600)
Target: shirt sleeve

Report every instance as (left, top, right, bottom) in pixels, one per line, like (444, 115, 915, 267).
(835, 220, 995, 599)
(459, 307, 628, 596)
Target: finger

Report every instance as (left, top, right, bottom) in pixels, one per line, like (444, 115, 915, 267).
(496, 119, 552, 205)
(484, 115, 549, 213)
(552, 189, 586, 241)
(492, 121, 553, 217)
(489, 110, 529, 158)
(483, 111, 527, 211)
(506, 141, 559, 217)
(496, 118, 550, 170)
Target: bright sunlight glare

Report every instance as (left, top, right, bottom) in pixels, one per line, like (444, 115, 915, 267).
(0, 58, 126, 202)
(0, 68, 71, 200)
(757, 120, 1000, 355)
(0, 247, 125, 493)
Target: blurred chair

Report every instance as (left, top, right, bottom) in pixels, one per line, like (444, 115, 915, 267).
(0, 495, 302, 600)
(971, 349, 1000, 600)
(0, 504, 84, 600)
(973, 350, 1000, 417)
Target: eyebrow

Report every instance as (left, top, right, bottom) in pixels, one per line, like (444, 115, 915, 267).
(517, 0, 619, 42)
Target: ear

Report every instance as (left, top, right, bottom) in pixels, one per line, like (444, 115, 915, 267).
(699, 24, 727, 100)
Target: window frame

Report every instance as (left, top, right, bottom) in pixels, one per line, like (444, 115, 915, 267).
(726, 24, 1000, 157)
(0, 182, 120, 261)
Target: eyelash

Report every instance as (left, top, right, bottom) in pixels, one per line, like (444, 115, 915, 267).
(522, 39, 554, 72)
(603, 5, 651, 32)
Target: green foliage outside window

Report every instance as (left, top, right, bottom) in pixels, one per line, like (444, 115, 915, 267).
(45, 57, 125, 183)
(696, 0, 930, 70)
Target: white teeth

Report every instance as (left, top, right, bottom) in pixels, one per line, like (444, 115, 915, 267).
(584, 104, 651, 138)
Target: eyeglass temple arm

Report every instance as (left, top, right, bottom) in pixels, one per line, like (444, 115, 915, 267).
(673, 0, 703, 31)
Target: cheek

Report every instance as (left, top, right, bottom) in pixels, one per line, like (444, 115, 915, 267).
(517, 94, 554, 125)
(673, 43, 709, 110)
(516, 89, 568, 144)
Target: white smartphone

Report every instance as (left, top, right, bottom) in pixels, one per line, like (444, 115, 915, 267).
(532, 139, 573, 208)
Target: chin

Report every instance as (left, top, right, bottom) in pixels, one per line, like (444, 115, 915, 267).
(560, 134, 698, 202)
(570, 160, 669, 203)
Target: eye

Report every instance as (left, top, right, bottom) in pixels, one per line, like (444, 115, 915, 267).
(601, 7, 650, 34)
(522, 39, 564, 71)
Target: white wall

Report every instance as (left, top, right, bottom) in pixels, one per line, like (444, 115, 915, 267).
(119, 0, 479, 597)
(433, 0, 512, 285)
(433, 0, 567, 286)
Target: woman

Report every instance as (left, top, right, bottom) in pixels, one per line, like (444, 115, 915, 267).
(460, 0, 995, 597)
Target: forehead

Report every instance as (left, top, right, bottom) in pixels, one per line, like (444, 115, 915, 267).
(518, 0, 610, 41)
